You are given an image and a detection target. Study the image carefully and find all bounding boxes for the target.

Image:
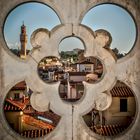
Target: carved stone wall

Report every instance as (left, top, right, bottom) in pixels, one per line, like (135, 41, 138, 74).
(0, 0, 140, 140)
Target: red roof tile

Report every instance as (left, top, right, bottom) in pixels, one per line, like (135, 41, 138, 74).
(4, 98, 29, 111)
(4, 99, 60, 127)
(4, 101, 22, 111)
(22, 114, 54, 130)
(111, 82, 134, 97)
(92, 124, 127, 136)
(20, 129, 53, 138)
(33, 111, 60, 126)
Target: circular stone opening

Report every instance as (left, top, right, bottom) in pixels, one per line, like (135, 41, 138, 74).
(3, 2, 60, 59)
(3, 81, 60, 138)
(83, 81, 136, 136)
(82, 4, 137, 58)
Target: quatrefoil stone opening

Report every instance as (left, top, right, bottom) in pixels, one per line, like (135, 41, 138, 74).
(37, 36, 104, 103)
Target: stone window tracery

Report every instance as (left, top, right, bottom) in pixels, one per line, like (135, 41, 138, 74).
(0, 1, 139, 140)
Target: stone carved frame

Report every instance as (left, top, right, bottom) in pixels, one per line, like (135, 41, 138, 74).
(0, 0, 140, 140)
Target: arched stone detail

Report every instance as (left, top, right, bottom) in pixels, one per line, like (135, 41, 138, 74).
(0, 0, 140, 140)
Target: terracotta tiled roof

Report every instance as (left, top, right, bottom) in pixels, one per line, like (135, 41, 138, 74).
(22, 114, 54, 129)
(20, 129, 52, 138)
(33, 111, 60, 126)
(4, 98, 29, 111)
(92, 124, 127, 136)
(111, 82, 134, 97)
(4, 101, 22, 111)
(4, 99, 59, 127)
(23, 105, 36, 114)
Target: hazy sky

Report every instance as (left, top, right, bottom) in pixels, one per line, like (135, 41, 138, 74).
(82, 4, 136, 53)
(59, 37, 85, 52)
(4, 2, 136, 54)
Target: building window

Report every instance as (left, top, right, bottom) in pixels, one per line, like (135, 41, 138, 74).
(120, 98, 127, 112)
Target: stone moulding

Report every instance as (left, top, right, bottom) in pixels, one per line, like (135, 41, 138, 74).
(0, 0, 140, 140)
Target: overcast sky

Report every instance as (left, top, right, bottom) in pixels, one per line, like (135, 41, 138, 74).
(4, 2, 136, 54)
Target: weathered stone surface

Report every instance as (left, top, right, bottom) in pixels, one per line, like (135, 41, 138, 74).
(0, 0, 140, 140)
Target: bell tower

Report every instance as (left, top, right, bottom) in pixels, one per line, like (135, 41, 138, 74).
(20, 22, 27, 59)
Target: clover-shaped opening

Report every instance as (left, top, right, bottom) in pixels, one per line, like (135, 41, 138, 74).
(3, 81, 60, 138)
(37, 37, 104, 102)
(3, 2, 61, 59)
(83, 81, 136, 136)
(82, 4, 137, 58)
(59, 37, 103, 84)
